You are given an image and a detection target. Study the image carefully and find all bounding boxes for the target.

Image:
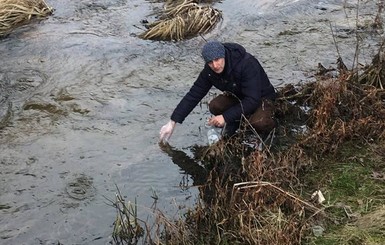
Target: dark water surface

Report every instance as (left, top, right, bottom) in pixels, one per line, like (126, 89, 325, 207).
(0, 0, 382, 244)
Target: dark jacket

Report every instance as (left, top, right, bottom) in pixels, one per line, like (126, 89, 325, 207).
(171, 43, 276, 124)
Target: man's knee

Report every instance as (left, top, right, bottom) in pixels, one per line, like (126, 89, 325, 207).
(209, 99, 222, 115)
(209, 94, 238, 115)
(251, 117, 276, 133)
(249, 100, 276, 133)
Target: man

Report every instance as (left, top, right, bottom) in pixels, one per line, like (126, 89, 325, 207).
(159, 40, 276, 143)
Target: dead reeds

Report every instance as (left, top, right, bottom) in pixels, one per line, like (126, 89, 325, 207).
(157, 44, 385, 243)
(112, 6, 385, 243)
(111, 53, 385, 242)
(139, 0, 222, 41)
(0, 0, 53, 37)
(301, 49, 385, 154)
(354, 41, 385, 89)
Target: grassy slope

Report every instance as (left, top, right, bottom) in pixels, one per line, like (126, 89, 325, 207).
(304, 141, 385, 244)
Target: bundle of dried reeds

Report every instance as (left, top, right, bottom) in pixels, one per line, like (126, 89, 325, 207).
(0, 0, 53, 36)
(139, 0, 222, 41)
(356, 48, 385, 89)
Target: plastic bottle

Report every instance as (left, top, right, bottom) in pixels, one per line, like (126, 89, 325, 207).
(207, 127, 220, 145)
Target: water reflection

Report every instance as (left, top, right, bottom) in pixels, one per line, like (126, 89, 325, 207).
(159, 142, 208, 187)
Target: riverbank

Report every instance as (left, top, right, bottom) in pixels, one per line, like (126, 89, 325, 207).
(114, 50, 385, 243)
(112, 0, 385, 244)
(0, 0, 384, 244)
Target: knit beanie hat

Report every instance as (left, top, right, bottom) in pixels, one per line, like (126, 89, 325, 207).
(201, 41, 225, 63)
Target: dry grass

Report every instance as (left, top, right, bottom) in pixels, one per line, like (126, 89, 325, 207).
(154, 44, 385, 244)
(139, 0, 222, 41)
(0, 0, 53, 36)
(354, 42, 385, 89)
(300, 55, 385, 155)
(111, 46, 385, 243)
(113, 13, 385, 245)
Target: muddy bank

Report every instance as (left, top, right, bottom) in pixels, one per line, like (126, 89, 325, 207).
(0, 0, 383, 244)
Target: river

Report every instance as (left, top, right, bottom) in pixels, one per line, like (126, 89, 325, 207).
(0, 0, 382, 244)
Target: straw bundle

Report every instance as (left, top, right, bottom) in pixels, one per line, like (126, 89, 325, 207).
(356, 49, 385, 89)
(0, 0, 53, 36)
(139, 0, 222, 41)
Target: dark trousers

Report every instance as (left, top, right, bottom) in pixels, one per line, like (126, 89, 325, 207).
(208, 93, 276, 135)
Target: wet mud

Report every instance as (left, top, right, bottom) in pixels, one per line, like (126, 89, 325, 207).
(0, 0, 383, 244)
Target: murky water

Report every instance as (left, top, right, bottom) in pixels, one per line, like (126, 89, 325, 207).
(0, 0, 382, 243)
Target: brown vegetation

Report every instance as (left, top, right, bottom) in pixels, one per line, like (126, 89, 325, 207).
(113, 1, 385, 242)
(0, 0, 53, 37)
(139, 0, 222, 41)
(112, 43, 385, 244)
(163, 45, 385, 244)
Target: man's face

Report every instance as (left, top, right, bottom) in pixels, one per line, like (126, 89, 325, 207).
(208, 58, 225, 74)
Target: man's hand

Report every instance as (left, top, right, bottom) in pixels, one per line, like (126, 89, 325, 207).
(159, 120, 176, 143)
(208, 115, 225, 127)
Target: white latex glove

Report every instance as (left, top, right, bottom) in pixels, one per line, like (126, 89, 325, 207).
(159, 120, 176, 143)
